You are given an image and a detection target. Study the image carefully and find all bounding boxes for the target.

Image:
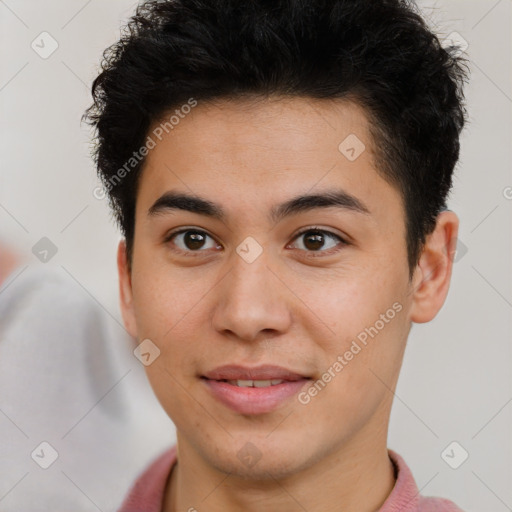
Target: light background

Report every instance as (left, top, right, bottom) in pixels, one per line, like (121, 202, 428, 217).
(0, 1, 511, 511)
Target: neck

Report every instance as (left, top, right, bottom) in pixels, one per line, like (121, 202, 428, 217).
(163, 421, 396, 512)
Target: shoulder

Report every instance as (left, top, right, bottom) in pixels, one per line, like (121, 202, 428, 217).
(382, 449, 465, 512)
(417, 495, 465, 512)
(117, 446, 177, 512)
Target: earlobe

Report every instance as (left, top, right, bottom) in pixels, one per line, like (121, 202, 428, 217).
(117, 239, 138, 338)
(409, 210, 459, 324)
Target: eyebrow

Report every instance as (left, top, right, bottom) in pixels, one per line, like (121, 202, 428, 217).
(148, 188, 371, 223)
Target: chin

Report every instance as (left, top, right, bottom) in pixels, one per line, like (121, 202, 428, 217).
(201, 436, 318, 481)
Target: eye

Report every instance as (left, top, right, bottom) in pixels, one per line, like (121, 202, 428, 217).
(164, 226, 348, 257)
(288, 227, 347, 255)
(164, 228, 220, 254)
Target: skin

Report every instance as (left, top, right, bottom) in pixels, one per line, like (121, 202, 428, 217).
(117, 96, 459, 512)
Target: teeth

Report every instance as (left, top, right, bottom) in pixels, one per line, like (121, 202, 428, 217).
(227, 379, 285, 387)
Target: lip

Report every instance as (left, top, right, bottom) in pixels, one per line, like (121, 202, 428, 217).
(202, 364, 309, 381)
(201, 364, 312, 415)
(202, 378, 311, 415)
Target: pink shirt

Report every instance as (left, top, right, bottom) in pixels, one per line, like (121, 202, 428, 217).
(118, 446, 464, 511)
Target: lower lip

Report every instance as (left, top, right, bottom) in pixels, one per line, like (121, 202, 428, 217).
(202, 378, 311, 415)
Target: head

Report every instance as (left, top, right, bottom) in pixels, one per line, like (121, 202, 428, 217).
(84, 0, 468, 480)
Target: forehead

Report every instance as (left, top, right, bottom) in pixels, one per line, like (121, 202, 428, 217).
(146, 95, 371, 164)
(136, 96, 403, 229)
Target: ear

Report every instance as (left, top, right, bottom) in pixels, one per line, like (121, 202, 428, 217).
(409, 210, 460, 323)
(117, 239, 138, 338)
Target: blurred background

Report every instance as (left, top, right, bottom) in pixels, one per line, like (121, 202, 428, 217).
(0, 1, 510, 511)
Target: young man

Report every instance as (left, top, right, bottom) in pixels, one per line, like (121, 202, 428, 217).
(85, 0, 469, 510)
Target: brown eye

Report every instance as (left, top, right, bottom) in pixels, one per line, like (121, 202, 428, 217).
(302, 231, 325, 251)
(290, 228, 346, 254)
(166, 229, 219, 253)
(184, 231, 207, 250)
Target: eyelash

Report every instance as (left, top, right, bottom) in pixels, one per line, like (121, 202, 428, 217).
(163, 226, 348, 258)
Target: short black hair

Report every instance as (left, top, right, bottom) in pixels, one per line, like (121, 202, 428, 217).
(84, 0, 469, 276)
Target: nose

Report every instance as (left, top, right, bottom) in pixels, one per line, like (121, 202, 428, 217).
(210, 246, 293, 343)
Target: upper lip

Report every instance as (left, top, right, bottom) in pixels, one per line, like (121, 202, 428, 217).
(202, 364, 310, 381)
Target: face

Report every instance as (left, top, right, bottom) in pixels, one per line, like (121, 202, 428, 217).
(118, 96, 457, 479)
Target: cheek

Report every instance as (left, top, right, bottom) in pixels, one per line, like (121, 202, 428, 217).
(301, 267, 408, 385)
(130, 261, 210, 339)
(143, 362, 199, 435)
(297, 301, 407, 440)
(305, 268, 402, 339)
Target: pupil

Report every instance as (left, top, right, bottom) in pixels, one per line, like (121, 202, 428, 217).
(305, 232, 324, 251)
(185, 231, 205, 250)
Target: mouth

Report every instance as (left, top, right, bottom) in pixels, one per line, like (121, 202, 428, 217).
(200, 364, 312, 414)
(202, 378, 299, 387)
